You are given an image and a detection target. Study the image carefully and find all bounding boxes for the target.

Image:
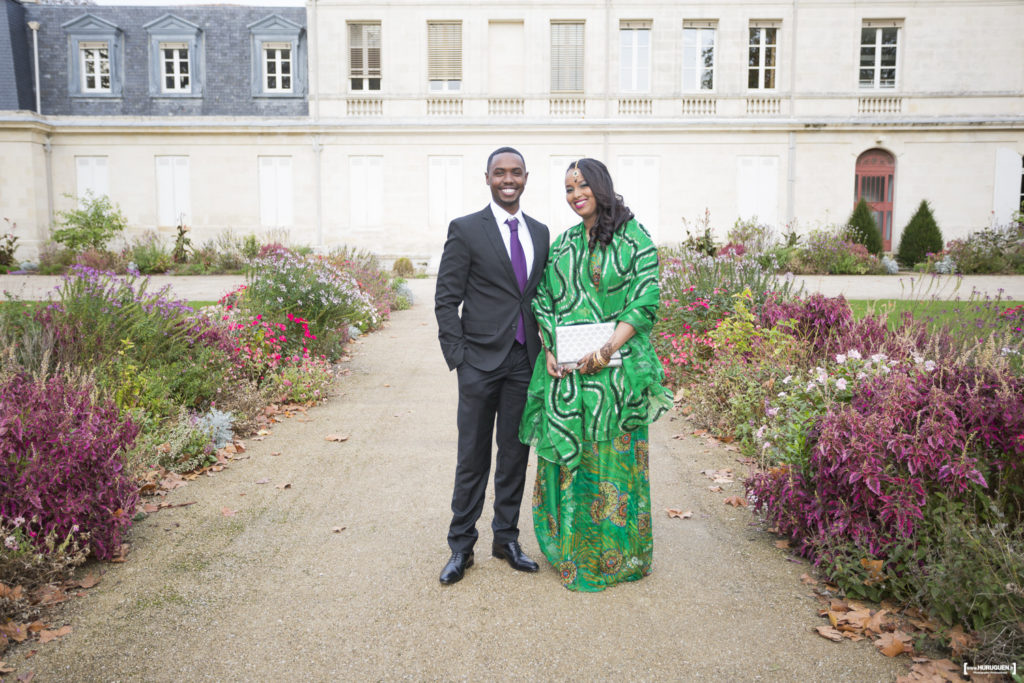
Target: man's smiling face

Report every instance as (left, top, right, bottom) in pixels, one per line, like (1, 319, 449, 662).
(485, 152, 528, 214)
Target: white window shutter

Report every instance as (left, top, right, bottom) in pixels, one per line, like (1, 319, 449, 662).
(173, 157, 191, 226)
(736, 156, 759, 222)
(259, 157, 278, 227)
(758, 156, 779, 226)
(349, 157, 367, 228)
(366, 157, 383, 227)
(993, 148, 1021, 226)
(277, 157, 293, 226)
(617, 156, 659, 241)
(156, 157, 175, 227)
(428, 157, 447, 229)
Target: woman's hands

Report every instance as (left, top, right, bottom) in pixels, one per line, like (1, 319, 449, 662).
(576, 348, 610, 375)
(545, 349, 573, 378)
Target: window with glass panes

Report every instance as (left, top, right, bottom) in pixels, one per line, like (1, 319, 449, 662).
(349, 23, 381, 91)
(551, 22, 584, 92)
(748, 25, 778, 89)
(619, 22, 650, 92)
(160, 42, 190, 93)
(80, 42, 111, 93)
(860, 23, 900, 89)
(428, 22, 461, 92)
(263, 43, 293, 93)
(683, 22, 716, 91)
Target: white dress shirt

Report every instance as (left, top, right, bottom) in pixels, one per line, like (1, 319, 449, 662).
(490, 201, 534, 279)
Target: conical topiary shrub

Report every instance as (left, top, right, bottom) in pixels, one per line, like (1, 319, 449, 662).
(896, 200, 944, 268)
(846, 198, 884, 256)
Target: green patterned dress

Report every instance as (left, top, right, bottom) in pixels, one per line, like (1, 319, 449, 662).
(519, 218, 673, 592)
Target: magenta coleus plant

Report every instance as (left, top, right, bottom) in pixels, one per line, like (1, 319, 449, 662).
(0, 373, 139, 560)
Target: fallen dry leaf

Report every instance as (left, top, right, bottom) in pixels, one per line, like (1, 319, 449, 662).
(874, 631, 913, 657)
(800, 573, 818, 586)
(256, 429, 271, 436)
(76, 574, 100, 589)
(774, 540, 790, 549)
(37, 626, 71, 645)
(865, 609, 890, 635)
(324, 434, 349, 442)
(723, 496, 748, 507)
(26, 622, 45, 634)
(0, 662, 14, 674)
(270, 451, 281, 457)
(707, 485, 723, 493)
(255, 478, 270, 485)
(861, 558, 885, 585)
(946, 625, 978, 658)
(17, 670, 35, 682)
(815, 625, 844, 642)
(233, 441, 246, 453)
(221, 507, 237, 517)
(896, 657, 966, 683)
(275, 483, 292, 490)
(0, 584, 24, 601)
(331, 527, 346, 533)
(665, 508, 693, 519)
(0, 623, 27, 643)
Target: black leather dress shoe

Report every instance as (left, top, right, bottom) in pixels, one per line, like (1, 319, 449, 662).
(439, 551, 474, 585)
(492, 541, 539, 573)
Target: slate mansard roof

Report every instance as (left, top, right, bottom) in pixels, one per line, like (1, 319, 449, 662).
(2, 0, 308, 116)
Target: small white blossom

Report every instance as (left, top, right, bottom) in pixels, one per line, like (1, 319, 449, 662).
(870, 353, 888, 364)
(766, 407, 779, 418)
(912, 353, 924, 364)
(835, 353, 847, 364)
(4, 535, 17, 550)
(782, 375, 792, 385)
(880, 365, 891, 374)
(777, 392, 787, 398)
(13, 516, 25, 527)
(847, 349, 862, 360)
(856, 371, 867, 380)
(836, 378, 848, 391)
(923, 360, 936, 372)
(806, 381, 817, 392)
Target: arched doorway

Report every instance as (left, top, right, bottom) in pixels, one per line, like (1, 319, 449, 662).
(855, 149, 895, 250)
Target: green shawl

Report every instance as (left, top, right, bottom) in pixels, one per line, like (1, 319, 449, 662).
(519, 218, 673, 470)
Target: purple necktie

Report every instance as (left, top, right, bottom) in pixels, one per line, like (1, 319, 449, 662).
(507, 217, 528, 345)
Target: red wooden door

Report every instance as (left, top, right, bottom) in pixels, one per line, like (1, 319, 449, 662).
(855, 149, 895, 250)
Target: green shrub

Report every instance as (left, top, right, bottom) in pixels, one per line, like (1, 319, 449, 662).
(897, 200, 944, 268)
(391, 257, 414, 277)
(37, 241, 76, 275)
(128, 231, 173, 274)
(946, 217, 1024, 274)
(846, 198, 883, 256)
(52, 192, 128, 253)
(172, 224, 192, 264)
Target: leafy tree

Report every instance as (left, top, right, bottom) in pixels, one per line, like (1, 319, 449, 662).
(52, 192, 128, 253)
(897, 200, 944, 268)
(846, 198, 884, 256)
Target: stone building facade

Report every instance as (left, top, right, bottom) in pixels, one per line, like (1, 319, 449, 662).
(1, 0, 1022, 265)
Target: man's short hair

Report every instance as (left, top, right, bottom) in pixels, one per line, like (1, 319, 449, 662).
(487, 146, 525, 172)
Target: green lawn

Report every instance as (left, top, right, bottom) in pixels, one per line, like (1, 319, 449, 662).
(847, 298, 1020, 330)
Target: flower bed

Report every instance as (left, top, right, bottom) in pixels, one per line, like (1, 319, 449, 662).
(660, 247, 1024, 662)
(0, 244, 401, 594)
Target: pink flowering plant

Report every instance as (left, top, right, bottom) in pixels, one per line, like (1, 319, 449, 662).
(244, 249, 379, 359)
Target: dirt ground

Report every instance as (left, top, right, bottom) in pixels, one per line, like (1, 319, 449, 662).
(3, 278, 906, 681)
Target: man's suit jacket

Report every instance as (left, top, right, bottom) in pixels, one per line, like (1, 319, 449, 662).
(435, 206, 550, 372)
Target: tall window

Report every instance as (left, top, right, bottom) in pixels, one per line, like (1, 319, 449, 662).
(259, 157, 293, 228)
(155, 156, 190, 228)
(80, 42, 111, 93)
(748, 24, 778, 90)
(428, 156, 463, 231)
(349, 22, 381, 91)
(860, 22, 900, 89)
(263, 43, 293, 93)
(428, 22, 461, 92)
(682, 22, 716, 91)
(75, 156, 109, 205)
(160, 42, 190, 93)
(349, 156, 383, 228)
(619, 22, 650, 93)
(855, 149, 895, 249)
(551, 22, 584, 92)
(736, 156, 779, 225)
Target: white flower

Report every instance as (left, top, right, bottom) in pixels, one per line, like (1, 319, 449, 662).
(777, 392, 787, 398)
(835, 353, 847, 364)
(4, 535, 17, 550)
(847, 349, 862, 360)
(782, 375, 792, 385)
(880, 365, 891, 374)
(756, 425, 767, 439)
(870, 353, 888, 364)
(766, 407, 779, 418)
(856, 371, 867, 380)
(912, 353, 924, 364)
(923, 360, 936, 372)
(13, 516, 24, 527)
(806, 381, 817, 392)
(836, 378, 848, 391)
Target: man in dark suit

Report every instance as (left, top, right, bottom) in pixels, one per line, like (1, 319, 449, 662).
(434, 147, 550, 585)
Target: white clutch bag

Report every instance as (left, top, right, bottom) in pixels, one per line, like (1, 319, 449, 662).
(555, 322, 621, 367)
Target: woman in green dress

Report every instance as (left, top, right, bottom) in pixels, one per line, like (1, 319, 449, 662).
(519, 158, 672, 592)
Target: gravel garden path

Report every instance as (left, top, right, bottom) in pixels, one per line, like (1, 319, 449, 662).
(10, 278, 906, 681)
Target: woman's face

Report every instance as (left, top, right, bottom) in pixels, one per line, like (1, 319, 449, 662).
(565, 168, 598, 226)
